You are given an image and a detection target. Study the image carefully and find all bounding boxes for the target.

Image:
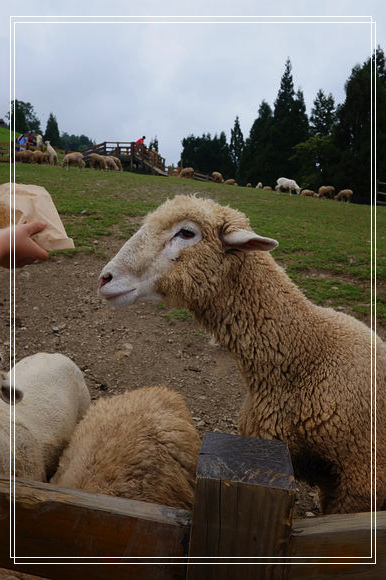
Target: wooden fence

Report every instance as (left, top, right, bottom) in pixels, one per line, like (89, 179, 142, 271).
(0, 432, 384, 580)
(81, 142, 168, 176)
(377, 181, 386, 206)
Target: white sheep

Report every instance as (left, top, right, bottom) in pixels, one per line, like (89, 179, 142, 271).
(0, 353, 90, 481)
(61, 152, 85, 170)
(335, 189, 353, 202)
(98, 194, 386, 515)
(276, 177, 301, 195)
(44, 141, 58, 166)
(51, 386, 200, 510)
(256, 182, 263, 189)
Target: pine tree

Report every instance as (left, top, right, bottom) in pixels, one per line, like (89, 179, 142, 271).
(44, 113, 61, 147)
(238, 100, 274, 185)
(310, 90, 337, 137)
(229, 116, 244, 171)
(8, 100, 41, 134)
(271, 59, 309, 178)
(149, 136, 159, 152)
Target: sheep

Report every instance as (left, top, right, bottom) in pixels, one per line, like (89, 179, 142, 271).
(212, 171, 224, 183)
(256, 182, 263, 189)
(51, 386, 200, 510)
(264, 186, 272, 191)
(44, 141, 58, 165)
(15, 150, 34, 163)
(224, 179, 238, 186)
(318, 185, 336, 199)
(102, 156, 119, 171)
(0, 353, 90, 481)
(98, 194, 386, 515)
(89, 153, 107, 171)
(335, 189, 353, 202)
(61, 152, 85, 170)
(32, 150, 50, 165)
(246, 183, 252, 188)
(300, 189, 315, 197)
(109, 155, 123, 171)
(276, 177, 301, 195)
(179, 167, 194, 179)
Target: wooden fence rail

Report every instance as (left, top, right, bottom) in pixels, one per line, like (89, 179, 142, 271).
(377, 180, 386, 205)
(0, 432, 385, 579)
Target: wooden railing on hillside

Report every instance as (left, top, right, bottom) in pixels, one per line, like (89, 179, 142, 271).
(377, 180, 386, 206)
(1, 433, 384, 580)
(81, 141, 167, 176)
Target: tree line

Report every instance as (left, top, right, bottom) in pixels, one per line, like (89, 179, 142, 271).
(180, 47, 386, 204)
(5, 102, 95, 152)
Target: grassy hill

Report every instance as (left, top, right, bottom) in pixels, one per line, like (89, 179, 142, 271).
(0, 126, 18, 142)
(0, 162, 384, 321)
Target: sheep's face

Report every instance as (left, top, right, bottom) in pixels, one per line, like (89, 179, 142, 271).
(98, 195, 278, 309)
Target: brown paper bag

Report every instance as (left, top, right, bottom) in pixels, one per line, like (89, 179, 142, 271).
(0, 183, 75, 250)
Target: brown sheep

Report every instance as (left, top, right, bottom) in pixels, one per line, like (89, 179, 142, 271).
(179, 167, 194, 179)
(300, 189, 315, 197)
(110, 156, 123, 171)
(32, 150, 49, 164)
(62, 152, 85, 170)
(15, 150, 34, 163)
(212, 171, 224, 183)
(89, 153, 107, 171)
(225, 179, 238, 186)
(318, 185, 336, 199)
(335, 189, 353, 202)
(102, 156, 119, 171)
(51, 386, 201, 510)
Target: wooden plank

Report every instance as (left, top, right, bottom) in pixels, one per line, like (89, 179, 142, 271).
(0, 476, 190, 579)
(288, 511, 386, 579)
(187, 433, 295, 580)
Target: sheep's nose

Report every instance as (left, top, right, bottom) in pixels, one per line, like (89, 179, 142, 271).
(99, 272, 113, 287)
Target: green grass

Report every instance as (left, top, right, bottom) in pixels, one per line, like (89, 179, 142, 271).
(0, 127, 18, 143)
(1, 162, 384, 321)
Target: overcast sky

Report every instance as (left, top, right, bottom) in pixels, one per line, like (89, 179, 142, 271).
(1, 1, 385, 166)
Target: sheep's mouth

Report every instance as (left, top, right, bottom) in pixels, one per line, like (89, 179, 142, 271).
(100, 287, 137, 302)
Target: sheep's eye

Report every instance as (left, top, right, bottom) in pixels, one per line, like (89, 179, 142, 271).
(175, 228, 195, 240)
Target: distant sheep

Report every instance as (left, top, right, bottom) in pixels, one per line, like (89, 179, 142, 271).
(44, 141, 58, 166)
(300, 189, 315, 197)
(51, 386, 201, 510)
(98, 194, 386, 514)
(256, 182, 263, 189)
(89, 153, 107, 171)
(15, 150, 34, 164)
(335, 189, 353, 202)
(224, 179, 237, 186)
(103, 156, 119, 171)
(318, 185, 336, 199)
(212, 171, 224, 183)
(263, 186, 272, 191)
(62, 152, 85, 170)
(32, 150, 50, 165)
(246, 183, 252, 188)
(110, 156, 123, 171)
(179, 167, 194, 179)
(0, 353, 90, 481)
(276, 177, 301, 195)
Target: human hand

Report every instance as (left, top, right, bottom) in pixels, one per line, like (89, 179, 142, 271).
(0, 222, 49, 268)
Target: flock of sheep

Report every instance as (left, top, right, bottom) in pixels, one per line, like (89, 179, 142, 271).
(1, 193, 383, 517)
(13, 142, 123, 172)
(179, 169, 354, 202)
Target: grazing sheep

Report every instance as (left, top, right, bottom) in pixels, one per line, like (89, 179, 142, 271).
(179, 167, 194, 179)
(102, 156, 119, 171)
(61, 152, 85, 170)
(212, 171, 224, 183)
(32, 150, 50, 165)
(224, 179, 238, 186)
(0, 353, 90, 481)
(246, 183, 252, 188)
(51, 386, 200, 510)
(264, 186, 272, 191)
(98, 194, 386, 514)
(335, 189, 353, 202)
(44, 141, 58, 165)
(256, 182, 263, 189)
(300, 189, 315, 197)
(89, 153, 107, 171)
(318, 185, 336, 199)
(110, 156, 123, 171)
(276, 177, 301, 195)
(15, 150, 34, 164)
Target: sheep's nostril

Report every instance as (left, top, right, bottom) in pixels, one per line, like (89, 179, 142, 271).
(99, 273, 113, 287)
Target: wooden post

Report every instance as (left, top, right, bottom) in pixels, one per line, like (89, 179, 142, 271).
(187, 433, 295, 580)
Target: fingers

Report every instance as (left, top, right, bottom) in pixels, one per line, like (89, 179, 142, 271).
(23, 221, 47, 236)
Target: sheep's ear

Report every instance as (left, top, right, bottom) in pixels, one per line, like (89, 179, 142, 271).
(223, 229, 278, 252)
